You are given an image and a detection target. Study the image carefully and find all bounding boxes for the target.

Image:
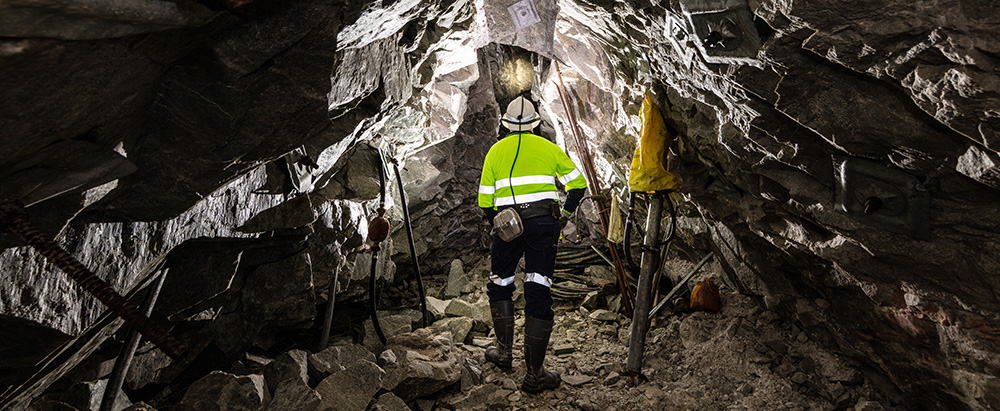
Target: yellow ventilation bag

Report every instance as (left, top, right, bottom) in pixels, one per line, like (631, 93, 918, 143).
(628, 94, 679, 193)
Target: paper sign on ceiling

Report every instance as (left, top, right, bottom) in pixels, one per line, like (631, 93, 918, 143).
(508, 0, 541, 31)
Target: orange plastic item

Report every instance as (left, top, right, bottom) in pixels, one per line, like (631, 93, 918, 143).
(690, 277, 720, 312)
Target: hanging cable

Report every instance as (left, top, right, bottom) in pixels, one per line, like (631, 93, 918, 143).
(390, 158, 429, 328)
(367, 146, 390, 345)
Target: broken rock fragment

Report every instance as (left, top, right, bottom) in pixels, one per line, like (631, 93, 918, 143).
(315, 360, 385, 411)
(261, 349, 309, 395)
(430, 316, 474, 344)
(266, 378, 321, 411)
(173, 371, 267, 411)
(308, 343, 376, 381)
(381, 328, 463, 401)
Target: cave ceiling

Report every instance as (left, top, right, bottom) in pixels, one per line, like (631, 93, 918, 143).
(1, 0, 999, 409)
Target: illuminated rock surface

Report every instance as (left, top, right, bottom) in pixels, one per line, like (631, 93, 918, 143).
(1, 0, 998, 409)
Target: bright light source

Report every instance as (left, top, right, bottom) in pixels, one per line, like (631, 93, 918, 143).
(500, 54, 534, 93)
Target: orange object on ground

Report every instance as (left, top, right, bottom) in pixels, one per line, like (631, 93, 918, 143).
(690, 277, 720, 312)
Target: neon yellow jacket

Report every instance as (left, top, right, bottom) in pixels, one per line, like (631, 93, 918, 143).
(478, 132, 587, 209)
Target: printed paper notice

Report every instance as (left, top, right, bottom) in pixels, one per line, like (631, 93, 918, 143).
(508, 0, 541, 31)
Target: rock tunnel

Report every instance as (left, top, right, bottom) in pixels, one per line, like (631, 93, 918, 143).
(1, 0, 999, 409)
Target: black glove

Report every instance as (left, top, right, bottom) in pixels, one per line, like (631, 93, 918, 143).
(482, 207, 498, 226)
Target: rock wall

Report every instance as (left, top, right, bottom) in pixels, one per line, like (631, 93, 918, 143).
(548, 0, 1000, 408)
(1, 0, 999, 409)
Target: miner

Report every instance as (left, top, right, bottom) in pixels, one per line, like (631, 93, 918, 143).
(478, 95, 587, 392)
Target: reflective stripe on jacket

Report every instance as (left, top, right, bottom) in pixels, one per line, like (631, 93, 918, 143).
(478, 132, 587, 209)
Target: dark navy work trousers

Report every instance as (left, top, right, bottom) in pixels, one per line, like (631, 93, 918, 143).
(487, 215, 557, 321)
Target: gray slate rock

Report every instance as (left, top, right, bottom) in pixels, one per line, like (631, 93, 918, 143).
(262, 349, 309, 395)
(444, 259, 469, 298)
(309, 344, 375, 381)
(315, 360, 385, 411)
(460, 358, 483, 391)
(581, 291, 599, 310)
(553, 343, 575, 356)
(381, 328, 463, 401)
(371, 393, 411, 411)
(430, 317, 474, 344)
(561, 374, 594, 386)
(589, 309, 618, 322)
(425, 296, 450, 321)
(123, 403, 158, 411)
(173, 371, 267, 411)
(266, 378, 321, 411)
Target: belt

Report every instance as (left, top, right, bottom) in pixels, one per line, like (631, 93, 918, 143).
(500, 200, 559, 221)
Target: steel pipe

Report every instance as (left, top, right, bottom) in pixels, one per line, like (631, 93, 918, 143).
(648, 252, 714, 320)
(626, 195, 663, 375)
(99, 270, 168, 411)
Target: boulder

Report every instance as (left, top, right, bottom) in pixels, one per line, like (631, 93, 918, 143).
(381, 328, 463, 401)
(125, 346, 172, 390)
(308, 343, 375, 380)
(262, 350, 309, 395)
(445, 297, 491, 332)
(173, 371, 267, 411)
(378, 349, 398, 368)
(266, 377, 321, 411)
(241, 253, 316, 327)
(363, 312, 415, 353)
(430, 317, 474, 344)
(315, 360, 385, 411)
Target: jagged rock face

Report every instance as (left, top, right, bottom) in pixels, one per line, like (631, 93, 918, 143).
(1, 0, 998, 410)
(546, 0, 1000, 409)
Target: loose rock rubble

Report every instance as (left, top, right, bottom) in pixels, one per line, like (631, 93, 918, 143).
(107, 255, 890, 411)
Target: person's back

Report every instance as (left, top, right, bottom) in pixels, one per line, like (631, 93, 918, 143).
(480, 132, 583, 208)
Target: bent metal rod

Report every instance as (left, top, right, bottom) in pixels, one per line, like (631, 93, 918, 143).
(0, 202, 186, 361)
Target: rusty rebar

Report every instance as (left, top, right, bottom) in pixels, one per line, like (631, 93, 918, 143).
(553, 61, 635, 316)
(0, 203, 186, 361)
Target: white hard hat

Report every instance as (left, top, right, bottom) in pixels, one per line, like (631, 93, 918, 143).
(501, 96, 541, 132)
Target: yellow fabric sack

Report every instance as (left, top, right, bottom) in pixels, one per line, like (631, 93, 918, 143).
(628, 94, 679, 193)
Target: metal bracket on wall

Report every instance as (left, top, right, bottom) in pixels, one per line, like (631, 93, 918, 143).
(833, 156, 931, 240)
(679, 0, 762, 65)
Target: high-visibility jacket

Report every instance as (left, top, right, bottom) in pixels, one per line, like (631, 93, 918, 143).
(478, 132, 587, 209)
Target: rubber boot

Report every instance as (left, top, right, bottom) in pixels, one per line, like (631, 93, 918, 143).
(485, 300, 514, 370)
(521, 316, 561, 392)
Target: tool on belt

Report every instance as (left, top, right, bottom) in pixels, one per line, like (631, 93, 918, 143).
(493, 201, 560, 242)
